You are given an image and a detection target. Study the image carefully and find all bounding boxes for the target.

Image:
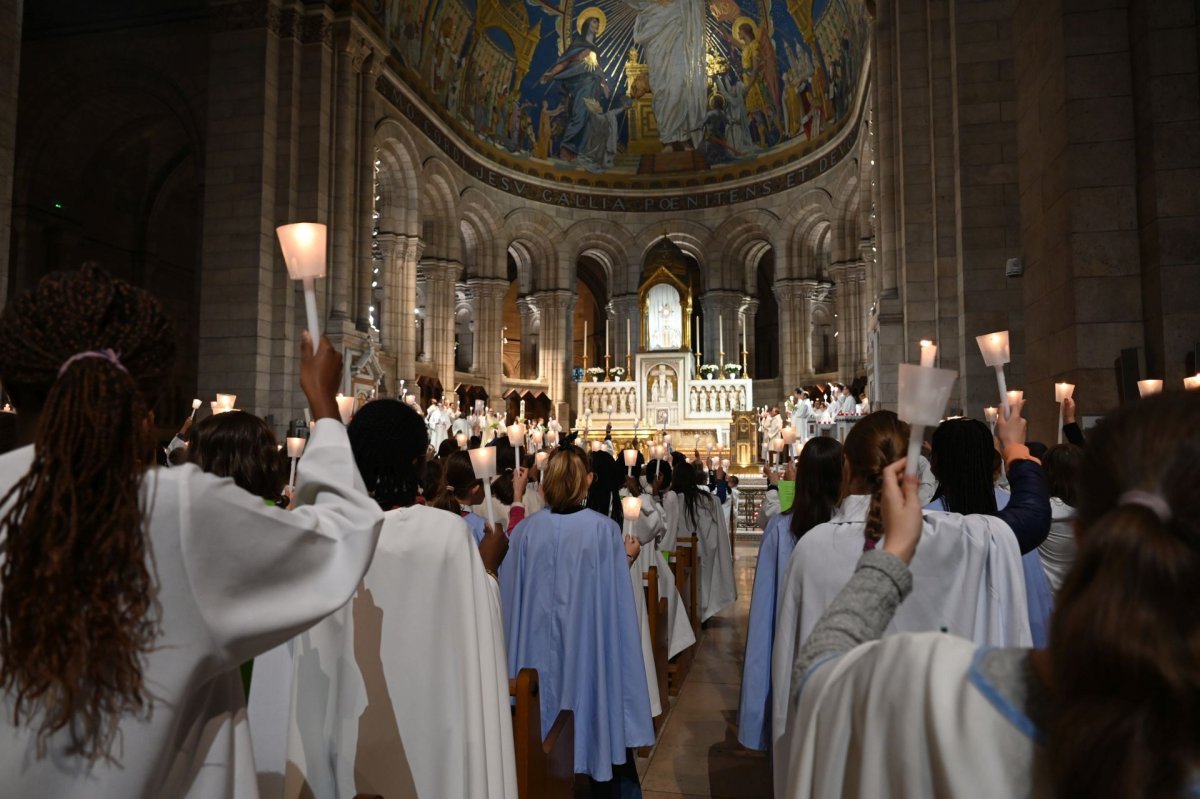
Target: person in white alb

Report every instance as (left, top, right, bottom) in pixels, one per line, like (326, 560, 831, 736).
(762, 406, 783, 461)
(790, 389, 812, 454)
(0, 265, 385, 799)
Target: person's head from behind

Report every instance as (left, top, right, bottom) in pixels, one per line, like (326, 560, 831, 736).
(1046, 392, 1200, 799)
(436, 438, 458, 459)
(790, 436, 843, 541)
(0, 264, 175, 760)
(543, 446, 591, 511)
(430, 450, 483, 514)
(188, 411, 286, 504)
(348, 400, 428, 510)
(586, 450, 620, 519)
(840, 410, 909, 544)
(646, 458, 673, 494)
(1041, 443, 1082, 506)
(729, 474, 739, 489)
(929, 418, 998, 515)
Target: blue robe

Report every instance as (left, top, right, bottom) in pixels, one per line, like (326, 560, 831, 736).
(544, 32, 607, 157)
(464, 510, 487, 544)
(499, 507, 654, 780)
(737, 511, 797, 751)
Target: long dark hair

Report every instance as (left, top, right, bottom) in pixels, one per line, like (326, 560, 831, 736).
(1046, 392, 1200, 799)
(929, 418, 998, 515)
(188, 411, 287, 504)
(671, 458, 709, 529)
(429, 450, 480, 515)
(0, 265, 174, 760)
(789, 437, 843, 541)
(646, 459, 673, 496)
(348, 400, 429, 510)
(1041, 443, 1082, 507)
(840, 411, 909, 544)
(586, 450, 622, 525)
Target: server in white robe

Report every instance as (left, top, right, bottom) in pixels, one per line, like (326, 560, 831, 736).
(671, 464, 737, 622)
(761, 407, 783, 461)
(0, 266, 383, 799)
(255, 400, 517, 799)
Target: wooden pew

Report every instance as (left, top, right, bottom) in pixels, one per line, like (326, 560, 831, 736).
(667, 539, 699, 695)
(676, 536, 700, 641)
(642, 565, 669, 736)
(510, 668, 574, 799)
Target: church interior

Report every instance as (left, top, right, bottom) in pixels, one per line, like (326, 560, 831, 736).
(0, 0, 1197, 797)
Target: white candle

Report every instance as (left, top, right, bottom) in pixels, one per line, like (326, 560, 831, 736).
(456, 432, 468, 450)
(1185, 374, 1200, 391)
(741, 315, 747, 355)
(621, 495, 642, 521)
(531, 429, 543, 447)
(1054, 382, 1074, 444)
(215, 393, 237, 411)
(335, 393, 354, 424)
(276, 222, 327, 344)
(975, 330, 1012, 414)
(896, 363, 958, 477)
(719, 315, 724, 356)
(781, 426, 797, 445)
(721, 458, 730, 470)
(468, 446, 498, 529)
(984, 407, 999, 426)
(1006, 390, 1023, 409)
(694, 315, 700, 355)
(626, 318, 631, 358)
(1137, 379, 1163, 397)
(534, 450, 549, 470)
(605, 319, 610, 358)
(919, 340, 937, 368)
(591, 440, 602, 452)
(583, 320, 588, 363)
(623, 448, 637, 476)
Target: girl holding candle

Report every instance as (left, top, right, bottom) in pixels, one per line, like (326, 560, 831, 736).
(499, 446, 653, 794)
(430, 450, 491, 545)
(0, 265, 384, 797)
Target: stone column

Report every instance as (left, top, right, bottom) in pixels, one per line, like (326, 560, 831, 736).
(610, 293, 640, 368)
(329, 29, 367, 325)
(829, 262, 867, 379)
(516, 296, 540, 380)
(699, 290, 742, 368)
(354, 50, 382, 332)
(468, 277, 509, 402)
(417, 257, 461, 389)
(773, 281, 809, 392)
(0, 0, 22, 306)
(739, 298, 759, 376)
(531, 289, 576, 409)
(382, 234, 421, 383)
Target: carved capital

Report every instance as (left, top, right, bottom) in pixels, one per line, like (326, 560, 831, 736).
(299, 12, 333, 46)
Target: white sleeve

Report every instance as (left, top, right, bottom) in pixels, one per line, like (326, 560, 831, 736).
(760, 489, 781, 527)
(179, 419, 385, 666)
(635, 494, 666, 546)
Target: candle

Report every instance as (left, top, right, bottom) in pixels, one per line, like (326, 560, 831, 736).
(621, 495, 642, 521)
(984, 406, 999, 429)
(189, 398, 202, 420)
(1006, 390, 1023, 408)
(1185, 374, 1200, 391)
(694, 315, 700, 355)
(781, 426, 797, 445)
(626, 318, 631, 358)
(215, 393, 237, 411)
(709, 455, 719, 469)
(719, 315, 725, 357)
(919, 340, 937, 368)
(741, 315, 746, 355)
(456, 432, 468, 450)
(1054, 383, 1075, 444)
(531, 429, 544, 447)
(546, 430, 559, 446)
(286, 436, 306, 489)
(721, 458, 730, 470)
(276, 222, 327, 344)
(623, 448, 638, 476)
(534, 450, 549, 470)
(897, 363, 959, 476)
(591, 440, 602, 452)
(605, 319, 610, 358)
(335, 393, 355, 424)
(1137, 379, 1163, 397)
(468, 446, 498, 529)
(583, 320, 588, 364)
(975, 330, 1012, 413)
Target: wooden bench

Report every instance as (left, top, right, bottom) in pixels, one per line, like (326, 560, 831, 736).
(510, 668, 574, 799)
(667, 538, 699, 695)
(642, 565, 669, 738)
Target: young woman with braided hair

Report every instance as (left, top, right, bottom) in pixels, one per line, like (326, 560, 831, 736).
(766, 409, 1032, 771)
(781, 391, 1200, 799)
(0, 265, 383, 797)
(250, 398, 516, 798)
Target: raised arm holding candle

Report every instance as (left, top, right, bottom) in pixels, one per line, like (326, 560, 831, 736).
(1054, 382, 1075, 444)
(507, 423, 523, 471)
(276, 222, 327, 344)
(975, 330, 1011, 414)
(468, 446, 498, 530)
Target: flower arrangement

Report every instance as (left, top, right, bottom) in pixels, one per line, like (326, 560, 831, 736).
(699, 364, 719, 380)
(723, 363, 743, 379)
(609, 366, 626, 382)
(587, 366, 606, 382)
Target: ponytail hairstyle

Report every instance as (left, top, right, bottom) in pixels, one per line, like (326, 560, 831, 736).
(188, 411, 287, 505)
(839, 411, 909, 544)
(0, 264, 175, 760)
(429, 450, 481, 515)
(928, 418, 999, 515)
(347, 400, 429, 510)
(1046, 392, 1200, 799)
(788, 436, 843, 541)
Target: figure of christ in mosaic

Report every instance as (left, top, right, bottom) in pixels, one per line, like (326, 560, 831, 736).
(626, 0, 708, 151)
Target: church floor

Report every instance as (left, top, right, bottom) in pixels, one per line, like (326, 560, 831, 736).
(636, 542, 771, 798)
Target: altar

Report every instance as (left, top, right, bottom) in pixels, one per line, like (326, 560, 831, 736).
(577, 353, 753, 448)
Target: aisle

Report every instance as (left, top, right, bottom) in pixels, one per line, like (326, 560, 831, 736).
(639, 542, 771, 798)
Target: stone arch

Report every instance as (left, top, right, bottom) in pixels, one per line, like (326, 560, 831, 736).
(459, 187, 505, 280)
(560, 219, 634, 295)
(630, 220, 713, 284)
(776, 188, 836, 279)
(374, 118, 422, 237)
(830, 165, 861, 263)
(419, 156, 462, 262)
(503, 206, 562, 291)
(710, 209, 780, 293)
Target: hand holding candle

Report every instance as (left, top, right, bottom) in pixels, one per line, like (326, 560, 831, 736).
(1054, 382, 1075, 443)
(189, 398, 202, 420)
(468, 446, 498, 529)
(276, 222, 327, 344)
(286, 435, 306, 490)
(975, 330, 1011, 414)
(623, 448, 637, 476)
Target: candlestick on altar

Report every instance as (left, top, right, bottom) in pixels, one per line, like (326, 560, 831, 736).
(626, 318, 631, 360)
(1054, 382, 1075, 444)
(276, 222, 326, 345)
(975, 331, 1012, 414)
(605, 319, 610, 359)
(1137, 379, 1163, 398)
(623, 448, 637, 477)
(898, 363, 958, 477)
(604, 353, 612, 381)
(919, 340, 937, 368)
(468, 446, 498, 530)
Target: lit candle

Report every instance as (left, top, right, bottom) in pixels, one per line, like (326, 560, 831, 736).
(719, 315, 725, 357)
(276, 222, 327, 344)
(741, 315, 746, 355)
(621, 494, 642, 543)
(1137, 379, 1163, 398)
(897, 363, 958, 476)
(1185, 374, 1200, 391)
(781, 426, 797, 446)
(694, 315, 700, 356)
(534, 450, 549, 470)
(215, 393, 237, 411)
(468, 446, 498, 529)
(984, 406, 999, 430)
(286, 436, 306, 490)
(456, 432, 468, 450)
(1054, 382, 1075, 443)
(546, 430, 559, 447)
(919, 340, 937, 368)
(531, 429, 543, 448)
(591, 440, 602, 452)
(583, 319, 587, 364)
(975, 330, 1012, 414)
(623, 448, 638, 476)
(721, 458, 730, 470)
(189, 398, 202, 420)
(335, 393, 355, 424)
(1006, 390, 1023, 410)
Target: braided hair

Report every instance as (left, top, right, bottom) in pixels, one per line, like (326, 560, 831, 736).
(347, 400, 429, 510)
(0, 264, 175, 761)
(840, 411, 910, 544)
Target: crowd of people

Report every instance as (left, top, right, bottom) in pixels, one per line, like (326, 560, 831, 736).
(0, 265, 1196, 798)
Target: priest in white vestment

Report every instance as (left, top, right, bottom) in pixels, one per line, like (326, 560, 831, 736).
(628, 0, 708, 149)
